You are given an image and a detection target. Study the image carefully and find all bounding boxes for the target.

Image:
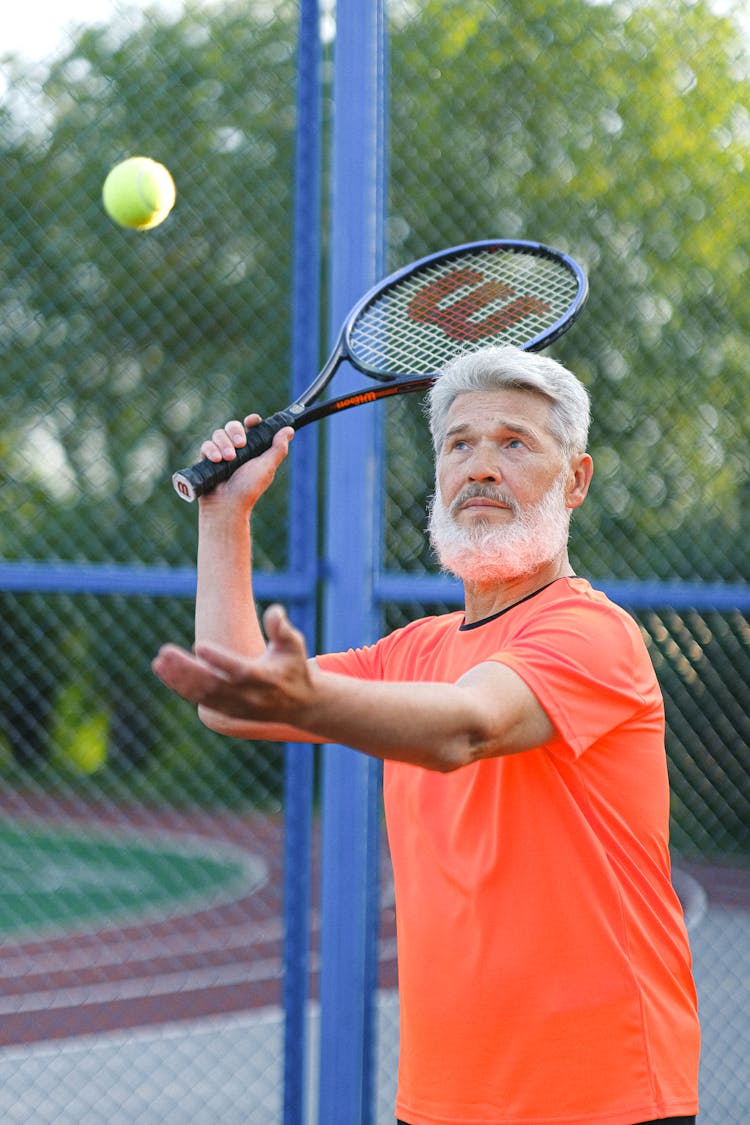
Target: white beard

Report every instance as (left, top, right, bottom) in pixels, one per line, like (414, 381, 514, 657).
(427, 474, 571, 586)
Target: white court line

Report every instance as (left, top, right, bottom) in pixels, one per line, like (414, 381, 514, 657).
(0, 914, 289, 974)
(672, 866, 709, 932)
(0, 991, 403, 1125)
(0, 957, 284, 1016)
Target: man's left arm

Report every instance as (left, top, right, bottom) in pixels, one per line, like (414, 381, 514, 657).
(152, 603, 554, 771)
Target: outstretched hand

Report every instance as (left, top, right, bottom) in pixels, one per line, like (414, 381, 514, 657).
(152, 604, 315, 724)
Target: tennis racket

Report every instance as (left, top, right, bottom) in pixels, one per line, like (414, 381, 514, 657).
(172, 238, 588, 501)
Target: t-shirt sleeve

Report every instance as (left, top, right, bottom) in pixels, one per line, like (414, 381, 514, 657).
(315, 647, 379, 678)
(315, 638, 388, 680)
(488, 599, 663, 760)
(314, 617, 433, 681)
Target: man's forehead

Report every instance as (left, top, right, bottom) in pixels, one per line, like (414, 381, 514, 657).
(446, 387, 554, 427)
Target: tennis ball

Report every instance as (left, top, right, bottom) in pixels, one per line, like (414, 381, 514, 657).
(102, 156, 176, 230)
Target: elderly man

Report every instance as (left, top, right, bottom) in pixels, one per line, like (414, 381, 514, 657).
(153, 345, 700, 1125)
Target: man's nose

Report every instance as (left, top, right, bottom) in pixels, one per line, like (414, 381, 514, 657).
(467, 446, 501, 482)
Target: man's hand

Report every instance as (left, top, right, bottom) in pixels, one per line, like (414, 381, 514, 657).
(152, 604, 315, 724)
(198, 415, 294, 513)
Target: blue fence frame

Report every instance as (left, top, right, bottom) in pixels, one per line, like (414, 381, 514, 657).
(282, 0, 323, 1120)
(317, 0, 387, 1121)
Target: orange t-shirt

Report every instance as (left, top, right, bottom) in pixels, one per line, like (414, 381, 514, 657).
(317, 578, 700, 1125)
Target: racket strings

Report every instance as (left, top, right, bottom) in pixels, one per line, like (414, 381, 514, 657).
(349, 248, 581, 375)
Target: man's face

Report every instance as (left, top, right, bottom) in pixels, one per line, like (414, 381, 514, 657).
(428, 389, 577, 585)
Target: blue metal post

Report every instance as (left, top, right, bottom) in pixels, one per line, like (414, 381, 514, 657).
(283, 1, 322, 1122)
(317, 0, 387, 1122)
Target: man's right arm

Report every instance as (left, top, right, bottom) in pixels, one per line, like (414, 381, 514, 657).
(195, 499, 264, 657)
(190, 415, 303, 739)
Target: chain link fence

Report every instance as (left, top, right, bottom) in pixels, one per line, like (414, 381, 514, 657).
(1, 0, 749, 1121)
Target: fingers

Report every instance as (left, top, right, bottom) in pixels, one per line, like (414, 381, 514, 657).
(263, 603, 306, 654)
(263, 602, 288, 637)
(153, 605, 311, 722)
(151, 643, 210, 701)
(199, 415, 294, 466)
(153, 642, 251, 708)
(200, 415, 260, 463)
(190, 641, 252, 679)
(186, 608, 304, 671)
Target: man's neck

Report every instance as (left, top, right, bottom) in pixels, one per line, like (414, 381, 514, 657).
(461, 555, 574, 625)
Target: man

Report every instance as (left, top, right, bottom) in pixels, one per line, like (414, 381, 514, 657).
(153, 345, 700, 1125)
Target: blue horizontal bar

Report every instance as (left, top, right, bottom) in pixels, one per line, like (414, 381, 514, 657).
(374, 571, 463, 605)
(0, 561, 311, 601)
(0, 561, 747, 612)
(373, 571, 750, 612)
(599, 579, 750, 611)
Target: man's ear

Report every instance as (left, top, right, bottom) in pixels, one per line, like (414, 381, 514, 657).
(566, 453, 593, 510)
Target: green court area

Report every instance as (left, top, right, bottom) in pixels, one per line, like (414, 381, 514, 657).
(0, 819, 264, 936)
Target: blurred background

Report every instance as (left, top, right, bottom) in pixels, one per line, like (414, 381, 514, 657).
(0, 0, 749, 1121)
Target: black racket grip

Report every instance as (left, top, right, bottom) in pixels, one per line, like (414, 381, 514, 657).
(172, 409, 297, 502)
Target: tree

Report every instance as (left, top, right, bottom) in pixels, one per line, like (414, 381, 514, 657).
(384, 0, 750, 582)
(0, 0, 300, 569)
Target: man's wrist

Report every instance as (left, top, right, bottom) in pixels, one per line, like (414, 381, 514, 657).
(198, 493, 253, 529)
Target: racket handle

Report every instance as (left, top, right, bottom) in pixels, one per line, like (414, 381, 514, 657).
(172, 409, 297, 502)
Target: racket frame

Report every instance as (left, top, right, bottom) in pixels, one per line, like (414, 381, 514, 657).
(172, 239, 588, 501)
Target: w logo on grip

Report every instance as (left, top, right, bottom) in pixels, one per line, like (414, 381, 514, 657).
(407, 267, 551, 342)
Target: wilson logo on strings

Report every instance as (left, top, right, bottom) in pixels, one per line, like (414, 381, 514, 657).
(407, 267, 551, 341)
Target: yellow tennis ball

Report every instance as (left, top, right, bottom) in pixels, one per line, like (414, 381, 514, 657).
(102, 156, 176, 230)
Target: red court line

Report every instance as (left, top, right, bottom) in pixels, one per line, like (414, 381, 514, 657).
(0, 797, 398, 1047)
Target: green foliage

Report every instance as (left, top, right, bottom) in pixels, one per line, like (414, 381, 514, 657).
(1, 0, 299, 567)
(385, 0, 750, 581)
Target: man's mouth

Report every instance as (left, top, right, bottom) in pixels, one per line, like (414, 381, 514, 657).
(452, 488, 516, 515)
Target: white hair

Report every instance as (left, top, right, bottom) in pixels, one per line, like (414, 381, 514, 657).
(427, 345, 590, 457)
